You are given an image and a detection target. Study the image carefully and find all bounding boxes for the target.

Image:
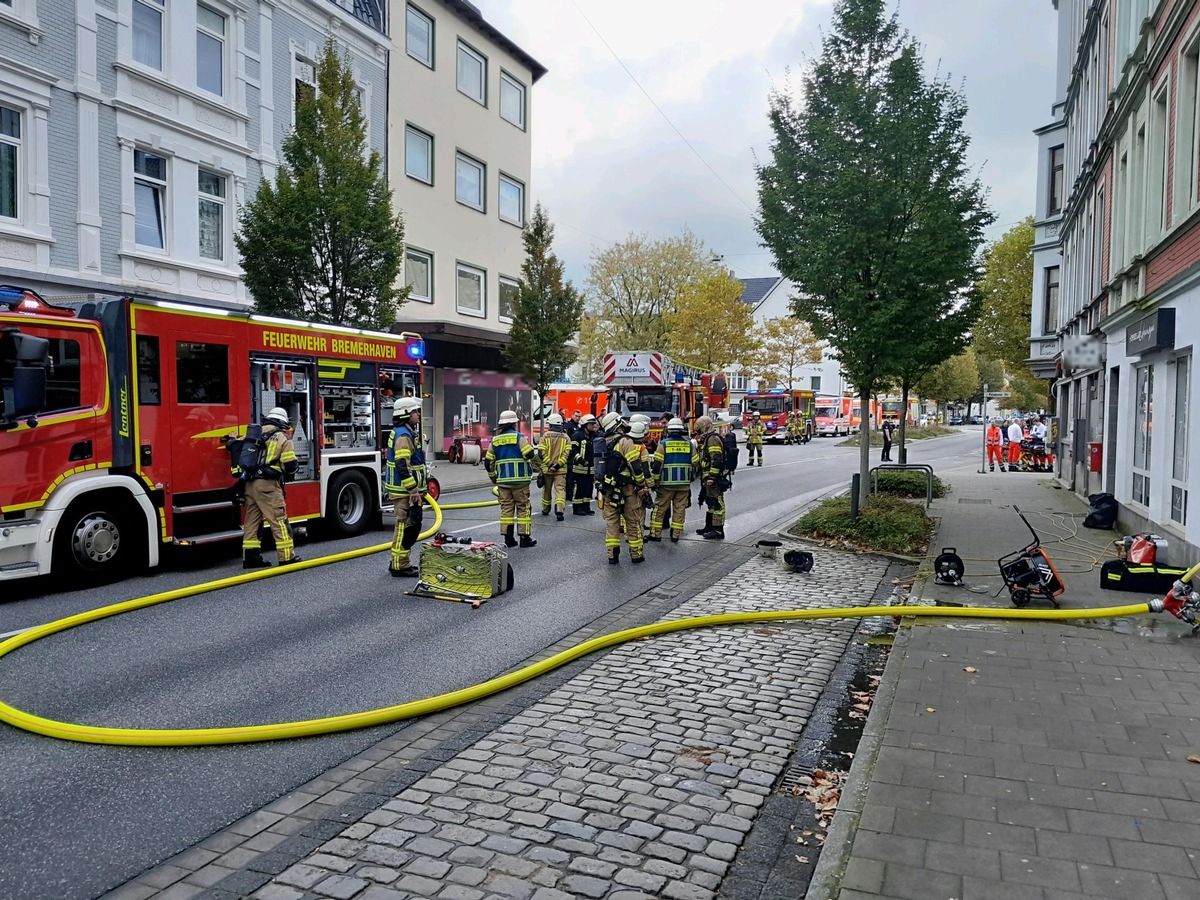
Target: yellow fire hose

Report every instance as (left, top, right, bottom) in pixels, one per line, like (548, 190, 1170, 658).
(0, 490, 1174, 747)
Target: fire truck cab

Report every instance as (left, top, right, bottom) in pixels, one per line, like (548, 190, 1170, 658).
(602, 351, 709, 443)
(0, 287, 425, 583)
(741, 388, 815, 442)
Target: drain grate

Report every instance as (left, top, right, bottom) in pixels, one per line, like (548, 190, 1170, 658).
(777, 763, 814, 795)
(958, 498, 993, 504)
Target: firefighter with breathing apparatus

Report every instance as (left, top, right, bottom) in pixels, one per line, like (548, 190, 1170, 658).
(599, 411, 649, 564)
(385, 397, 428, 577)
(694, 415, 728, 541)
(234, 406, 301, 568)
(649, 417, 697, 543)
(568, 413, 598, 515)
(484, 410, 541, 548)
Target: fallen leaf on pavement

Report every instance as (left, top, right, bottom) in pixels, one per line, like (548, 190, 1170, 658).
(1188, 755, 1200, 764)
(796, 855, 809, 864)
(964, 667, 977, 673)
(926, 707, 937, 713)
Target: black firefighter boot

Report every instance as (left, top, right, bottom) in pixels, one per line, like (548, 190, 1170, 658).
(243, 551, 270, 570)
(696, 513, 713, 535)
(702, 525, 726, 541)
(504, 525, 519, 548)
(519, 533, 538, 548)
(609, 547, 620, 565)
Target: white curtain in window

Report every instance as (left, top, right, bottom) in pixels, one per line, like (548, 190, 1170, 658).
(133, 0, 163, 70)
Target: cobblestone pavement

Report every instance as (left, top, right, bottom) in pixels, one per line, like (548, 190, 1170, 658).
(109, 546, 887, 900)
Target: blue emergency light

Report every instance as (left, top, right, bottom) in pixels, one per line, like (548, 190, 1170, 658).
(675, 372, 685, 383)
(769, 388, 784, 393)
(406, 338, 425, 360)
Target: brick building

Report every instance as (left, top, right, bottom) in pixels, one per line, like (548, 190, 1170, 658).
(1034, 0, 1200, 557)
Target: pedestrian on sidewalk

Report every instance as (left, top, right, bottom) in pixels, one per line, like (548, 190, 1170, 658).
(881, 418, 896, 462)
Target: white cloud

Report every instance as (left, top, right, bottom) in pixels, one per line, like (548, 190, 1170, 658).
(479, 0, 1058, 284)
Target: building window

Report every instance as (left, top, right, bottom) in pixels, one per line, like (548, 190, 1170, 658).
(727, 373, 748, 393)
(0, 105, 18, 221)
(196, 5, 226, 97)
(1177, 37, 1200, 214)
(810, 376, 822, 393)
(1172, 355, 1190, 525)
(405, 126, 432, 184)
(455, 153, 484, 211)
(456, 42, 486, 105)
(500, 72, 526, 129)
(198, 170, 225, 261)
(1132, 363, 1153, 507)
(1147, 80, 1168, 235)
(134, 149, 167, 250)
(406, 4, 433, 68)
(499, 174, 524, 226)
(456, 262, 485, 318)
(499, 275, 519, 322)
(1048, 145, 1064, 215)
(294, 58, 316, 116)
(405, 248, 432, 303)
(1043, 266, 1060, 335)
(133, 0, 164, 71)
(175, 342, 230, 404)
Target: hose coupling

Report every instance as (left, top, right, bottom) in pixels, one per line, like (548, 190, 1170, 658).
(1148, 598, 1165, 613)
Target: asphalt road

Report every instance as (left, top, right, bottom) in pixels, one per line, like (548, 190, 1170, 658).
(0, 428, 983, 900)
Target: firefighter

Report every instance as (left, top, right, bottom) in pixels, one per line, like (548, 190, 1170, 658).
(599, 411, 649, 564)
(694, 415, 728, 540)
(629, 414, 654, 530)
(746, 412, 765, 466)
(484, 410, 541, 548)
(385, 397, 428, 576)
(649, 417, 697, 543)
(237, 406, 300, 568)
(538, 412, 571, 521)
(569, 413, 598, 515)
(986, 418, 1005, 472)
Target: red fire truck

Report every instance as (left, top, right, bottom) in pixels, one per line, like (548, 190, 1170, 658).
(741, 388, 815, 442)
(602, 350, 716, 443)
(0, 287, 426, 583)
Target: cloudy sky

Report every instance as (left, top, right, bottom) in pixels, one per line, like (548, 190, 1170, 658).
(481, 0, 1059, 286)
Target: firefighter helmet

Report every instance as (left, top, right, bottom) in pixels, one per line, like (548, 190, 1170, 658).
(600, 412, 623, 434)
(628, 421, 649, 440)
(547, 413, 564, 426)
(666, 417, 685, 434)
(579, 413, 597, 426)
(497, 410, 520, 427)
(694, 415, 714, 434)
(394, 397, 421, 416)
(265, 407, 290, 428)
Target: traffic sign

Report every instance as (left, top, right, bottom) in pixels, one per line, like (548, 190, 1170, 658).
(986, 391, 1012, 398)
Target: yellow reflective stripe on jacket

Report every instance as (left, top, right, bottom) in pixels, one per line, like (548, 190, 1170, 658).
(539, 431, 571, 468)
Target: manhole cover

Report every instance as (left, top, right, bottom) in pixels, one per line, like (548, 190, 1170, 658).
(777, 763, 814, 794)
(958, 498, 993, 504)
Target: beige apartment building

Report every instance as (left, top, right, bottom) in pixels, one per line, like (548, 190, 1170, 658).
(390, 0, 546, 455)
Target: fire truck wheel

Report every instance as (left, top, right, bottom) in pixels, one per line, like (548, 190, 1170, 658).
(327, 470, 374, 537)
(55, 497, 142, 581)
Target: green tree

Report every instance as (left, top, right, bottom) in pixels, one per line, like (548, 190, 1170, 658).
(974, 218, 1036, 371)
(236, 39, 406, 330)
(972, 353, 1006, 417)
(585, 230, 715, 348)
(503, 205, 585, 403)
(665, 272, 759, 373)
(916, 349, 978, 419)
(757, 0, 993, 508)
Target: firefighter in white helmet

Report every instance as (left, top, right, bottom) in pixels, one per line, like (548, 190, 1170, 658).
(568, 413, 599, 515)
(538, 412, 571, 521)
(598, 412, 649, 564)
(649, 417, 697, 543)
(384, 396, 428, 576)
(234, 406, 300, 568)
(484, 410, 541, 547)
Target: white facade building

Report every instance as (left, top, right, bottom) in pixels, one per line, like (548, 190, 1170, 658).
(389, 0, 545, 452)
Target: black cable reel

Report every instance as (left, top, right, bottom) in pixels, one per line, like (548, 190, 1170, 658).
(933, 547, 965, 586)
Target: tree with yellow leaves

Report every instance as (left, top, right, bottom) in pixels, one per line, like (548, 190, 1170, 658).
(750, 315, 823, 389)
(664, 272, 760, 373)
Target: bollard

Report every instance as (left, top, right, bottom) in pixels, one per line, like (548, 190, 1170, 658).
(850, 473, 860, 521)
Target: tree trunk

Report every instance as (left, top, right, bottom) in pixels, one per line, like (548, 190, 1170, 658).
(858, 386, 871, 511)
(899, 379, 911, 464)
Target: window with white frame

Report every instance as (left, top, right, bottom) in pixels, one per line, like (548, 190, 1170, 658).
(1147, 79, 1168, 237)
(405, 248, 432, 303)
(133, 0, 164, 71)
(810, 375, 822, 392)
(134, 149, 167, 249)
(727, 373, 748, 393)
(456, 262, 485, 317)
(500, 72, 526, 129)
(1171, 355, 1190, 525)
(456, 42, 485, 105)
(198, 169, 225, 261)
(1043, 266, 1060, 335)
(405, 126, 432, 184)
(406, 4, 433, 67)
(1177, 35, 1200, 215)
(455, 153, 484, 211)
(294, 57, 316, 117)
(498, 174, 523, 226)
(1048, 145, 1064, 215)
(498, 275, 519, 322)
(1132, 363, 1153, 507)
(0, 105, 18, 220)
(196, 5, 226, 97)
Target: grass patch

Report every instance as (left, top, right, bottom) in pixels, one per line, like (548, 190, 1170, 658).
(839, 425, 960, 447)
(873, 469, 947, 499)
(790, 493, 934, 556)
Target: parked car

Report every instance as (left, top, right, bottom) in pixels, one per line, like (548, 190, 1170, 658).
(948, 415, 964, 426)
